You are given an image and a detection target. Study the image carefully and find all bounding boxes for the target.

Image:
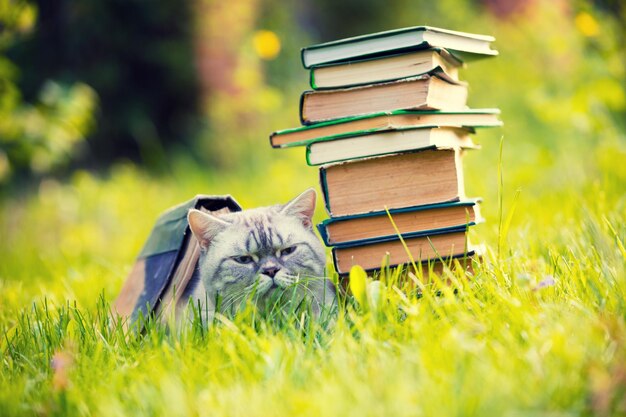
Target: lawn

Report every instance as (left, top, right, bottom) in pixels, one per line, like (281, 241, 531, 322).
(1, 131, 625, 416)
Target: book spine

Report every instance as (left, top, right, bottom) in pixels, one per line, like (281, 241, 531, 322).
(316, 221, 332, 247)
(318, 166, 332, 215)
(300, 47, 309, 69)
(269, 132, 279, 148)
(331, 248, 341, 275)
(305, 144, 314, 166)
(299, 91, 309, 125)
(309, 68, 318, 90)
(328, 224, 473, 249)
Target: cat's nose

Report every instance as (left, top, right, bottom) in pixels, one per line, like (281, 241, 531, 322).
(262, 267, 280, 278)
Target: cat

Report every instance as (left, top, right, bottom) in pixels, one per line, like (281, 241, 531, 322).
(177, 188, 336, 324)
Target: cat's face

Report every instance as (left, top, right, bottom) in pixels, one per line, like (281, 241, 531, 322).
(187, 189, 331, 312)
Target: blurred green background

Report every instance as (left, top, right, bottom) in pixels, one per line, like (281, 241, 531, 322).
(0, 0, 625, 310)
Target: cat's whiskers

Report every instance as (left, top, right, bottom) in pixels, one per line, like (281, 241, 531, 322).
(283, 275, 329, 285)
(223, 279, 272, 310)
(277, 276, 299, 286)
(277, 277, 313, 297)
(221, 286, 256, 310)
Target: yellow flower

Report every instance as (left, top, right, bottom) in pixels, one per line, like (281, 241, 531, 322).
(253, 30, 281, 60)
(575, 12, 599, 37)
(349, 265, 368, 307)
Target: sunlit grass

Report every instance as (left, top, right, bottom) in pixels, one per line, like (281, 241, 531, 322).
(1, 134, 625, 416)
(1, 242, 624, 416)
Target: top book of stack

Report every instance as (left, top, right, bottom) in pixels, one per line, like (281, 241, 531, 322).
(301, 26, 498, 69)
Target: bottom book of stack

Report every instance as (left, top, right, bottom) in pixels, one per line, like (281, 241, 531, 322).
(318, 201, 483, 276)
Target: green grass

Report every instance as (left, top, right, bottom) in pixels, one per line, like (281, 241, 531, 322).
(2, 2, 626, 415)
(1, 133, 625, 416)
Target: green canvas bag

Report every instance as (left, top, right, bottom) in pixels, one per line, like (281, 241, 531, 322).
(114, 195, 242, 324)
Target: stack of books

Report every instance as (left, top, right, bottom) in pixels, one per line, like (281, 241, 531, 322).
(270, 26, 501, 277)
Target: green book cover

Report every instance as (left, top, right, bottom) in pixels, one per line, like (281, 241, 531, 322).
(310, 62, 459, 90)
(304, 125, 480, 166)
(269, 109, 502, 149)
(301, 25, 497, 69)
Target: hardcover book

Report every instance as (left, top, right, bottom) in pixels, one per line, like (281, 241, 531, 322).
(404, 253, 477, 281)
(114, 195, 242, 326)
(318, 200, 481, 247)
(319, 149, 466, 217)
(300, 74, 468, 125)
(270, 109, 502, 148)
(332, 228, 473, 274)
(306, 126, 476, 166)
(333, 254, 478, 284)
(301, 25, 498, 68)
(310, 49, 462, 89)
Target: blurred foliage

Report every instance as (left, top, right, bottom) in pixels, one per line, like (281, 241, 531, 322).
(0, 1, 97, 183)
(7, 0, 200, 171)
(1, 0, 625, 186)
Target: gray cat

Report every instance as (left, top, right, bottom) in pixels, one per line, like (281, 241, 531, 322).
(179, 188, 336, 324)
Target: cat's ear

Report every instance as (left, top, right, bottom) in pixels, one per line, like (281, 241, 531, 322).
(187, 209, 230, 249)
(280, 188, 316, 228)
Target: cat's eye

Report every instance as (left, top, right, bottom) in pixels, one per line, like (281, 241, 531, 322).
(279, 246, 297, 257)
(233, 255, 254, 264)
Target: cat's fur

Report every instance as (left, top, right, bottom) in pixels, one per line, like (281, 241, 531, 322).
(179, 188, 336, 323)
